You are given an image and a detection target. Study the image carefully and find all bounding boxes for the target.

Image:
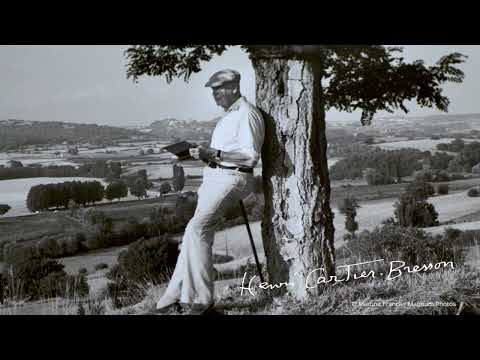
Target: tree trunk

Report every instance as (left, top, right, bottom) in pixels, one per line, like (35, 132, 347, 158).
(250, 55, 336, 299)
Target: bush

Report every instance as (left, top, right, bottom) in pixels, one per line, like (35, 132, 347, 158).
(109, 217, 149, 247)
(0, 204, 11, 216)
(432, 171, 451, 183)
(415, 170, 433, 183)
(405, 180, 435, 201)
(105, 236, 179, 308)
(108, 236, 178, 286)
(160, 182, 172, 195)
(85, 212, 113, 250)
(2, 245, 90, 301)
(450, 173, 466, 181)
(437, 184, 450, 195)
(36, 238, 61, 258)
(468, 188, 480, 197)
(37, 273, 89, 299)
(364, 168, 394, 186)
(338, 224, 466, 270)
(394, 194, 439, 228)
(95, 263, 109, 271)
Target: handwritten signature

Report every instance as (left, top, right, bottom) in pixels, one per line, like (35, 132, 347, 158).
(240, 259, 455, 297)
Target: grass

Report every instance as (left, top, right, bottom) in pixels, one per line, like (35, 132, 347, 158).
(59, 246, 128, 275)
(330, 176, 480, 206)
(0, 212, 94, 244)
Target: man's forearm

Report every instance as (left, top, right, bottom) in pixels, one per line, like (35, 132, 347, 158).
(195, 146, 257, 168)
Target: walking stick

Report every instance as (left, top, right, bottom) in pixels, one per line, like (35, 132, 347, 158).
(239, 200, 265, 283)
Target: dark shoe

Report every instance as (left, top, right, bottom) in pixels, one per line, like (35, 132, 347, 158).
(151, 298, 183, 315)
(187, 303, 216, 316)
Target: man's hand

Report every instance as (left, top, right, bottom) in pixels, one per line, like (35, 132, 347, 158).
(189, 146, 218, 163)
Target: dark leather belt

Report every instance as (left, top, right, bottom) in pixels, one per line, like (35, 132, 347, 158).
(208, 162, 253, 174)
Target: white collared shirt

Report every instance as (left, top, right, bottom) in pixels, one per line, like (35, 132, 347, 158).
(210, 96, 265, 168)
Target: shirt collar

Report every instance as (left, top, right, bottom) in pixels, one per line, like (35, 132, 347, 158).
(226, 96, 244, 113)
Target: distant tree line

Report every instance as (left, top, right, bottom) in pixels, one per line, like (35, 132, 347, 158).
(24, 167, 156, 212)
(0, 120, 141, 151)
(330, 148, 425, 184)
(446, 142, 480, 172)
(436, 138, 467, 153)
(0, 160, 122, 181)
(27, 181, 106, 211)
(426, 152, 455, 170)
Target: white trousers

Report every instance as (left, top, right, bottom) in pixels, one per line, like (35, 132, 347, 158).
(162, 166, 254, 305)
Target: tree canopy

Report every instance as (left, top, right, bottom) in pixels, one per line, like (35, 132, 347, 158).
(125, 45, 466, 125)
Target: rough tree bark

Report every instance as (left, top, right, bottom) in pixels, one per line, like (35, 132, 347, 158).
(249, 54, 336, 299)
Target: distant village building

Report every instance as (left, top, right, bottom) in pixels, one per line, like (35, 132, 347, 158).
(472, 163, 480, 174)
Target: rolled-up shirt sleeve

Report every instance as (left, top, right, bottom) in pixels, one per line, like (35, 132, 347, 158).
(237, 107, 265, 167)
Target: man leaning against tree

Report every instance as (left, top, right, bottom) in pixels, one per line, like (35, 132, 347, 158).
(154, 69, 265, 315)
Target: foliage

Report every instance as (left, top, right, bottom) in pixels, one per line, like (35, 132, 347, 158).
(405, 180, 435, 201)
(338, 196, 360, 238)
(105, 180, 128, 202)
(339, 224, 465, 269)
(0, 160, 121, 181)
(331, 149, 424, 182)
(467, 188, 480, 197)
(0, 204, 11, 216)
(393, 179, 438, 227)
(447, 141, 480, 172)
(125, 45, 466, 126)
(105, 236, 179, 308)
(364, 168, 394, 186)
(130, 178, 147, 199)
(437, 184, 450, 195)
(437, 138, 466, 152)
(429, 152, 455, 170)
(2, 245, 89, 301)
(160, 182, 172, 195)
(394, 193, 439, 228)
(172, 164, 185, 193)
(95, 263, 109, 271)
(26, 180, 105, 212)
(84, 210, 114, 250)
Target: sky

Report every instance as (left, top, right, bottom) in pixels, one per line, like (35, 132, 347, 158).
(1, 45, 479, 127)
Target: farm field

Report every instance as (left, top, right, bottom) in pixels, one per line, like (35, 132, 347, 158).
(59, 245, 129, 276)
(213, 190, 480, 265)
(330, 176, 480, 204)
(375, 138, 476, 152)
(425, 221, 480, 236)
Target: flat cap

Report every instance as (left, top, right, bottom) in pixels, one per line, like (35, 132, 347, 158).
(205, 69, 241, 88)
